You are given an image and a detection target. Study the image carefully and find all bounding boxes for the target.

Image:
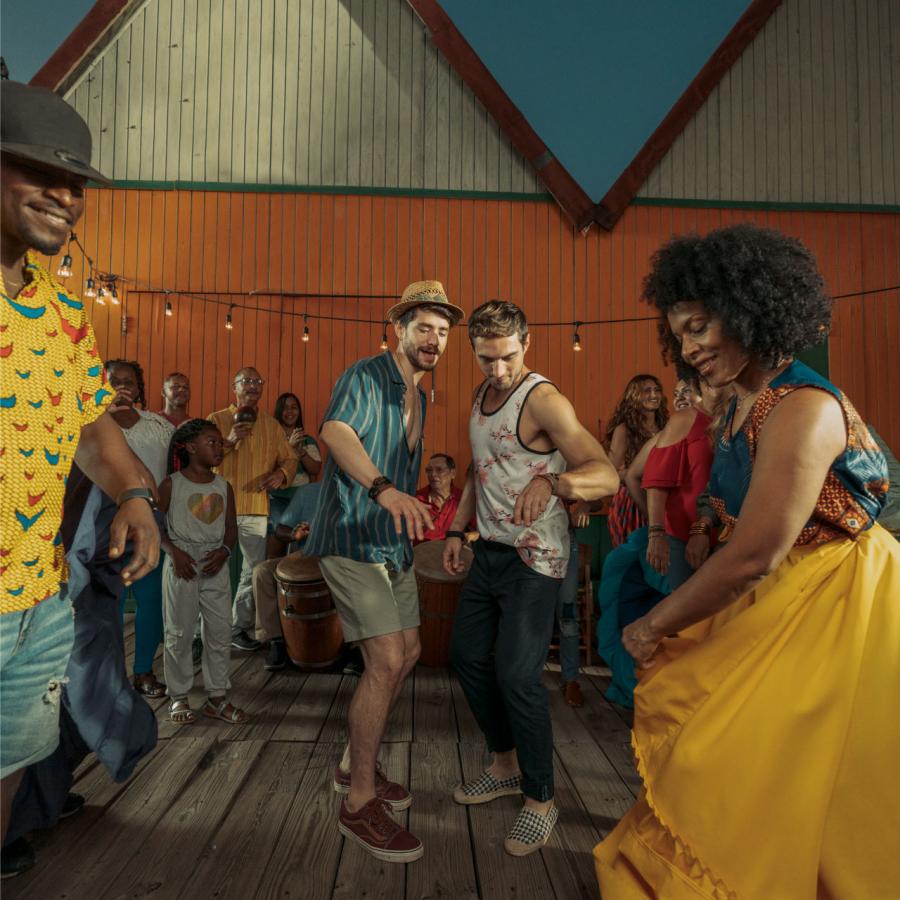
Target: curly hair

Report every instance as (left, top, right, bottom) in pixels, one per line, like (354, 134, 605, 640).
(104, 358, 147, 408)
(274, 392, 303, 430)
(603, 374, 669, 467)
(643, 224, 831, 367)
(167, 418, 219, 474)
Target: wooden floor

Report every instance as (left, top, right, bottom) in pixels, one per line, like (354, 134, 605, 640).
(7, 620, 638, 900)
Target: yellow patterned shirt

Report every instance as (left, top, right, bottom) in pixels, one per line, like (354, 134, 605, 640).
(1, 254, 111, 613)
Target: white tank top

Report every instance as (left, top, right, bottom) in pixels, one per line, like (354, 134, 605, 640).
(470, 372, 569, 578)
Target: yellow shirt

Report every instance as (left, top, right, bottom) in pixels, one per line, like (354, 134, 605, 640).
(207, 406, 297, 516)
(1, 255, 111, 613)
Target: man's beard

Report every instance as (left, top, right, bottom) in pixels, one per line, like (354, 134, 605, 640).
(22, 224, 67, 256)
(401, 339, 438, 372)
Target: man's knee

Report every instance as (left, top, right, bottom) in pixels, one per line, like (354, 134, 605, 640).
(361, 637, 406, 683)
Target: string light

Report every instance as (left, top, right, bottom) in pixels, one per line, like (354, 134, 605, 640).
(572, 321, 582, 352)
(56, 254, 73, 279)
(57, 233, 75, 278)
(84, 274, 96, 298)
(165, 300, 173, 317)
(109, 279, 120, 305)
(225, 304, 234, 331)
(97, 284, 107, 301)
(380, 320, 389, 350)
(301, 313, 310, 343)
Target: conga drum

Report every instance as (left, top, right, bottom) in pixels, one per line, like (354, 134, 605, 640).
(414, 539, 473, 667)
(275, 552, 344, 669)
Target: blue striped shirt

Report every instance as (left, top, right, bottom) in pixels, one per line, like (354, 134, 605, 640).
(306, 352, 426, 570)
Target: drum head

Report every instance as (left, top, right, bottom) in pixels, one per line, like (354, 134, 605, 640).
(414, 539, 473, 583)
(275, 551, 322, 583)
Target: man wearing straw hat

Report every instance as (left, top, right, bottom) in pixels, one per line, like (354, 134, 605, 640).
(0, 81, 159, 870)
(306, 280, 464, 864)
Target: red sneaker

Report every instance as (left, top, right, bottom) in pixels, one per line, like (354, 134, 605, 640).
(338, 798, 424, 863)
(332, 762, 412, 811)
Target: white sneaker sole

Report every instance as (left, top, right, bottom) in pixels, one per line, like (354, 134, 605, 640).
(337, 821, 424, 863)
(332, 779, 413, 812)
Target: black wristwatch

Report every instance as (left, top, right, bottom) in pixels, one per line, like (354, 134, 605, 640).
(368, 476, 394, 501)
(117, 487, 158, 511)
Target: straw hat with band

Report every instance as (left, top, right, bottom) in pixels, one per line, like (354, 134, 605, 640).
(0, 81, 112, 185)
(385, 280, 465, 326)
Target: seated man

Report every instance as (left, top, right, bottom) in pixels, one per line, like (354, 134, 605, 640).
(252, 482, 322, 670)
(414, 453, 463, 544)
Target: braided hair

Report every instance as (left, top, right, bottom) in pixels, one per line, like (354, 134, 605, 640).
(167, 418, 218, 474)
(104, 358, 147, 408)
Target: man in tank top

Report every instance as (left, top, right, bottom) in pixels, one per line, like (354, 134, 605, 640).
(443, 300, 619, 856)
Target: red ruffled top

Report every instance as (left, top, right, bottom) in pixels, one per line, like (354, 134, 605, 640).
(642, 411, 716, 543)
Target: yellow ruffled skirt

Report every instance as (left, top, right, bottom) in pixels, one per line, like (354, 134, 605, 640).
(594, 525, 900, 899)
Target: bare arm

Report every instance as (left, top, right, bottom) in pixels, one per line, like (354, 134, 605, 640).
(74, 413, 159, 585)
(645, 487, 670, 574)
(623, 389, 847, 666)
(444, 464, 477, 574)
(608, 424, 628, 473)
(320, 419, 433, 540)
(624, 434, 659, 513)
(513, 387, 619, 527)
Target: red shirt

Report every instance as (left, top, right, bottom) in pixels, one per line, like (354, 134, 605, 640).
(414, 485, 463, 544)
(642, 411, 716, 544)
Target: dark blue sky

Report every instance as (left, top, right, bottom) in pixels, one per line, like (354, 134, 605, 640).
(1, 0, 94, 83)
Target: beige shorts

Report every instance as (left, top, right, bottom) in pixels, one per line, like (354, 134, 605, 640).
(318, 555, 420, 643)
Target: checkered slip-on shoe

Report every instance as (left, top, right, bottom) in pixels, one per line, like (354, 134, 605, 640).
(503, 804, 559, 856)
(452, 770, 522, 805)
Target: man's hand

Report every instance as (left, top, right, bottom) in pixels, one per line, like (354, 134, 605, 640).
(685, 533, 711, 570)
(226, 422, 253, 446)
(443, 535, 466, 575)
(513, 476, 553, 527)
(291, 522, 311, 542)
(375, 487, 434, 541)
(258, 469, 286, 492)
(646, 530, 669, 575)
(108, 387, 134, 413)
(568, 499, 592, 529)
(109, 499, 160, 585)
(199, 547, 229, 576)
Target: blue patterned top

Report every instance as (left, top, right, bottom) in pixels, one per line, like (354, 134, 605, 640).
(306, 353, 426, 569)
(708, 360, 888, 546)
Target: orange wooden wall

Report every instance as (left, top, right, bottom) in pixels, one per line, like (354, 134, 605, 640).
(54, 190, 899, 464)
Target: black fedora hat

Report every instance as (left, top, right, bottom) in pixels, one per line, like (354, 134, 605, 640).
(1, 81, 111, 185)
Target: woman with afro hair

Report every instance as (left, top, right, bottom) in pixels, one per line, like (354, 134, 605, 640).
(594, 224, 899, 898)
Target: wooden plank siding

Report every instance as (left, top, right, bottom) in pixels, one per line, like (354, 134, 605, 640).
(43, 191, 900, 463)
(637, 0, 900, 205)
(64, 0, 545, 193)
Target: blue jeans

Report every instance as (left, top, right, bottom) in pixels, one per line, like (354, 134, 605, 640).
(556, 533, 581, 683)
(451, 541, 561, 802)
(119, 559, 164, 676)
(0, 595, 75, 778)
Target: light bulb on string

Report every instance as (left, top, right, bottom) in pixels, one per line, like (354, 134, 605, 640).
(165, 300, 173, 317)
(97, 284, 107, 300)
(57, 233, 75, 278)
(84, 275, 96, 298)
(572, 322, 582, 352)
(225, 304, 234, 331)
(301, 313, 310, 343)
(109, 282, 120, 305)
(380, 321, 389, 351)
(56, 255, 73, 278)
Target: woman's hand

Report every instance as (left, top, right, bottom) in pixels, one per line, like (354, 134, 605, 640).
(288, 428, 305, 451)
(622, 616, 665, 668)
(646, 530, 669, 575)
(171, 546, 197, 581)
(568, 500, 592, 529)
(200, 546, 230, 576)
(685, 533, 711, 570)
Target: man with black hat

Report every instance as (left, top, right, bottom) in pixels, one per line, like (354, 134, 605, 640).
(306, 280, 464, 864)
(0, 81, 159, 870)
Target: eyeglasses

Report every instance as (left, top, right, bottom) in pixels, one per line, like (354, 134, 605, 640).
(235, 377, 265, 387)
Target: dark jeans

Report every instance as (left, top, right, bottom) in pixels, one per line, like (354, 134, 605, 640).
(450, 540, 561, 801)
